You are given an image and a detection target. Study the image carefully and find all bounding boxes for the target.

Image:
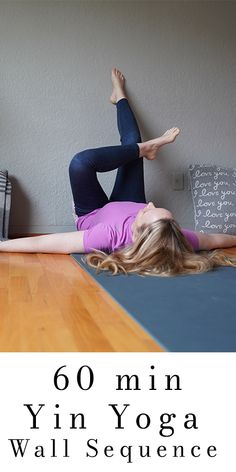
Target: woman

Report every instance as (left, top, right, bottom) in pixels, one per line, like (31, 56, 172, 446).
(1, 68, 236, 276)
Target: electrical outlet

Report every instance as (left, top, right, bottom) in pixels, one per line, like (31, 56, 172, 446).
(172, 172, 184, 190)
(184, 172, 192, 191)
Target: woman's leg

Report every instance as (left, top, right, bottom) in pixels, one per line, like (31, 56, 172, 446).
(109, 97, 146, 203)
(109, 68, 146, 203)
(69, 143, 140, 217)
(69, 69, 143, 217)
(69, 151, 109, 217)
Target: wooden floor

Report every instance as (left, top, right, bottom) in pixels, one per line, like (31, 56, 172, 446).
(0, 252, 163, 352)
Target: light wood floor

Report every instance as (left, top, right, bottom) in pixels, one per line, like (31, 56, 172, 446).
(0, 252, 163, 352)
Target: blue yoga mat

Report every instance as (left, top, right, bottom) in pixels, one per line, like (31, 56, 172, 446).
(72, 254, 236, 352)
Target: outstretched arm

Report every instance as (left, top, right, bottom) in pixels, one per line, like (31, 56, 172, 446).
(195, 232, 236, 250)
(0, 231, 85, 254)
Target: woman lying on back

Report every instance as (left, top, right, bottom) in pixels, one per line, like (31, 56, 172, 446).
(1, 68, 236, 276)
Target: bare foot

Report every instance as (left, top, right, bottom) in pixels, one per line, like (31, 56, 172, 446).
(138, 127, 180, 160)
(110, 67, 127, 104)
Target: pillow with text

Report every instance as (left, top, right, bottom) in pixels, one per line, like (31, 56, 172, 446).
(189, 164, 236, 234)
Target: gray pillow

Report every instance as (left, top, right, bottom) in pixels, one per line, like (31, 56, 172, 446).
(189, 164, 236, 234)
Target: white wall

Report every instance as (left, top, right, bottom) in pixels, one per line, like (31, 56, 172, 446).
(1, 0, 235, 233)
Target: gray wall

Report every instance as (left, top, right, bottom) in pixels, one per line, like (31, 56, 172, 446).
(1, 0, 235, 234)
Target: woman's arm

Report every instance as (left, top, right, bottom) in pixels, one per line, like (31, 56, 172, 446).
(195, 232, 236, 250)
(0, 231, 85, 254)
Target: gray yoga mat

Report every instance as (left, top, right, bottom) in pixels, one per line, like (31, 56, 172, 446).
(72, 254, 236, 352)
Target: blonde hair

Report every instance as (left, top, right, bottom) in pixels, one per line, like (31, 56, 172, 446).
(85, 218, 236, 277)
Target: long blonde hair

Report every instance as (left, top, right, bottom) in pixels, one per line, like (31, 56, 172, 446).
(85, 218, 236, 277)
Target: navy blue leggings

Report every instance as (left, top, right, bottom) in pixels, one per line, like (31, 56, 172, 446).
(69, 98, 147, 217)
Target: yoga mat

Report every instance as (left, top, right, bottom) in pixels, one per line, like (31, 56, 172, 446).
(72, 254, 236, 352)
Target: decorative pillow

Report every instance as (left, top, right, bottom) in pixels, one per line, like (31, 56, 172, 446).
(189, 164, 236, 234)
